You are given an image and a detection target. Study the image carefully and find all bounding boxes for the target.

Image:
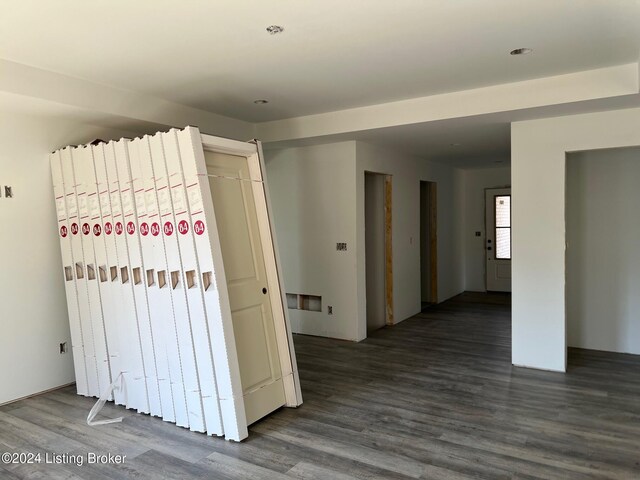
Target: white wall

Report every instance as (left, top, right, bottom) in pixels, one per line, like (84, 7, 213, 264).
(356, 142, 465, 340)
(462, 167, 511, 291)
(512, 107, 640, 372)
(0, 112, 137, 405)
(566, 148, 640, 354)
(265, 142, 359, 340)
(265, 141, 465, 341)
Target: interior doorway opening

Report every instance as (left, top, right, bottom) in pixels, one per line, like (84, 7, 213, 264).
(365, 172, 393, 333)
(566, 147, 640, 359)
(420, 181, 437, 310)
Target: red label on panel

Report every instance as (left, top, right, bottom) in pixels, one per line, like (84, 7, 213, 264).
(126, 221, 136, 235)
(115, 222, 123, 236)
(140, 222, 149, 236)
(93, 224, 102, 236)
(71, 223, 79, 235)
(194, 220, 205, 236)
(82, 223, 90, 236)
(178, 219, 189, 235)
(164, 221, 174, 236)
(60, 225, 68, 238)
(104, 222, 113, 235)
(151, 222, 160, 237)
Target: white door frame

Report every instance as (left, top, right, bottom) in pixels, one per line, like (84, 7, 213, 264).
(199, 133, 303, 411)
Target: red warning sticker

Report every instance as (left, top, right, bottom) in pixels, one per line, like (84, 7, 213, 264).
(194, 220, 205, 236)
(60, 225, 68, 238)
(82, 223, 91, 236)
(115, 222, 124, 236)
(126, 221, 136, 235)
(93, 224, 102, 236)
(164, 221, 174, 236)
(71, 223, 79, 236)
(151, 222, 160, 237)
(104, 222, 113, 235)
(178, 219, 189, 235)
(140, 222, 149, 236)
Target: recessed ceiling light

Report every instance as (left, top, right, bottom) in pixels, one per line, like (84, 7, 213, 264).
(266, 25, 284, 35)
(254, 99, 269, 105)
(510, 48, 533, 56)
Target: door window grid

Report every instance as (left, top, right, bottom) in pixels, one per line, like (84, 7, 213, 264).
(495, 195, 511, 259)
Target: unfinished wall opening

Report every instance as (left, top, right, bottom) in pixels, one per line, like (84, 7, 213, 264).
(420, 181, 437, 309)
(566, 146, 640, 356)
(365, 171, 393, 333)
(286, 293, 322, 312)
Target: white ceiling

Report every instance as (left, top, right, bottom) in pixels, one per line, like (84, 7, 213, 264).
(1, 1, 639, 167)
(263, 117, 512, 169)
(1, 0, 638, 123)
(262, 94, 640, 168)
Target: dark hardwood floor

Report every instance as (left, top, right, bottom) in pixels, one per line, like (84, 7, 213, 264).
(1, 292, 639, 479)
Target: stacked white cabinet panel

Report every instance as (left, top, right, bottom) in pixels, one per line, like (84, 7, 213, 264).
(137, 136, 189, 427)
(127, 138, 172, 421)
(74, 146, 111, 397)
(91, 143, 124, 405)
(51, 150, 89, 396)
(85, 144, 114, 399)
(51, 127, 302, 442)
(105, 142, 149, 413)
(148, 134, 206, 433)
(61, 147, 100, 398)
(162, 130, 224, 436)
(115, 141, 161, 417)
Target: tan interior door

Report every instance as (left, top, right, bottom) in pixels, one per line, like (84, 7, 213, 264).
(205, 150, 286, 425)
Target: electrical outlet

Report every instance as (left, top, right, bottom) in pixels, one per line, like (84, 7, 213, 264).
(327, 306, 333, 315)
(59, 342, 67, 354)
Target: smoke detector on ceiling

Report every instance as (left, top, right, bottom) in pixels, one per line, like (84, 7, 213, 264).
(266, 25, 284, 35)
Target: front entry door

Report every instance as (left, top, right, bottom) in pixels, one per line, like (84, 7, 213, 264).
(485, 187, 512, 292)
(205, 150, 286, 425)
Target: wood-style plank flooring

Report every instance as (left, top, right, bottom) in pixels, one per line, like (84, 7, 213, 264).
(2, 292, 639, 479)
